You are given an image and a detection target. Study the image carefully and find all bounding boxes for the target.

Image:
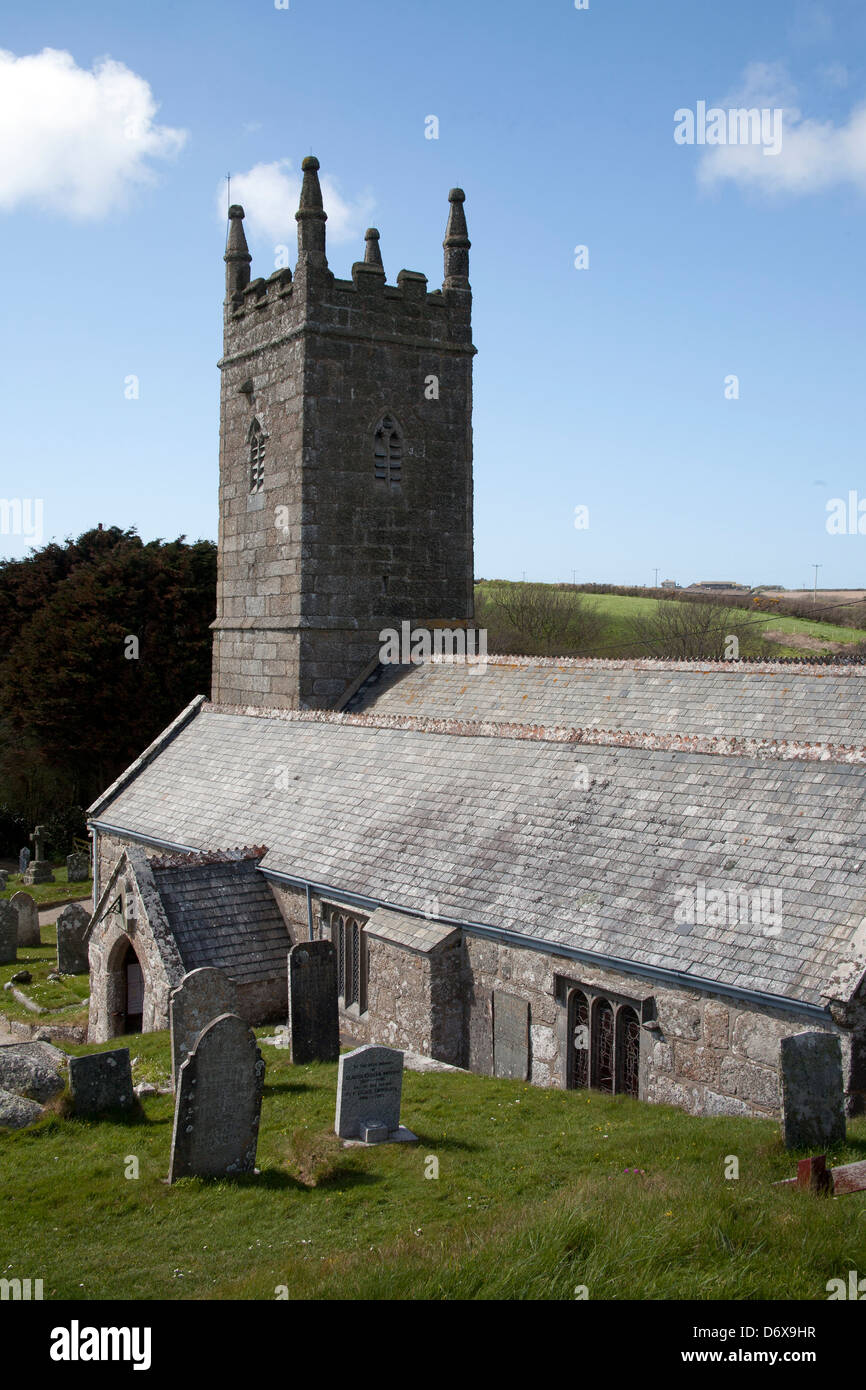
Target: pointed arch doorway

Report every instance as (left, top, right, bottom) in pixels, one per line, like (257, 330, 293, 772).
(122, 943, 144, 1034)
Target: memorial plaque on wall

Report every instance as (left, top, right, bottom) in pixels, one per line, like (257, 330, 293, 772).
(493, 991, 529, 1081)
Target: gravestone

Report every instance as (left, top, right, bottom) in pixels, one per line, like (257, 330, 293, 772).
(68, 1048, 135, 1116)
(0, 902, 17, 965)
(56, 902, 90, 974)
(22, 825, 54, 885)
(780, 1032, 846, 1150)
(168, 1013, 265, 1182)
(11, 891, 40, 948)
(0, 870, 6, 891)
(287, 941, 339, 1064)
(18, 848, 29, 876)
(66, 852, 90, 883)
(493, 991, 530, 1081)
(335, 1044, 412, 1142)
(169, 967, 238, 1091)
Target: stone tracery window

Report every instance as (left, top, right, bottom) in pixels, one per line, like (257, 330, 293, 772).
(567, 986, 641, 1098)
(374, 415, 402, 486)
(327, 907, 368, 1012)
(248, 418, 266, 493)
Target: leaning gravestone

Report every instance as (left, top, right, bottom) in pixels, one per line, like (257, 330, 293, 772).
(68, 1048, 135, 1116)
(11, 891, 40, 948)
(56, 902, 90, 974)
(287, 941, 340, 1064)
(0, 902, 17, 965)
(168, 1013, 265, 1183)
(66, 852, 90, 883)
(335, 1044, 414, 1143)
(780, 1032, 846, 1150)
(169, 967, 238, 1091)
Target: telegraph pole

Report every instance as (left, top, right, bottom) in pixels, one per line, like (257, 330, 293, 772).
(813, 564, 821, 605)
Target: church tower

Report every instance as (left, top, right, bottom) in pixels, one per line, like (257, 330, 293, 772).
(211, 156, 475, 709)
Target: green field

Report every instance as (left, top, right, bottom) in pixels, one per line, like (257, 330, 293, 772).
(2, 1028, 865, 1301)
(476, 584, 866, 658)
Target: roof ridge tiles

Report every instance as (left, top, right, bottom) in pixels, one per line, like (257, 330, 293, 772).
(202, 703, 866, 765)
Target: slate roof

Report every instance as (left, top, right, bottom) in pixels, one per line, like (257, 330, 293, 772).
(90, 697, 866, 1009)
(350, 656, 866, 746)
(150, 857, 291, 984)
(365, 906, 459, 953)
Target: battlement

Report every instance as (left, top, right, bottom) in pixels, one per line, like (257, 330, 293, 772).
(222, 157, 472, 360)
(214, 153, 475, 712)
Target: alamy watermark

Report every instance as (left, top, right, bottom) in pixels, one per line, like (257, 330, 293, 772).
(0, 498, 43, 545)
(674, 102, 783, 157)
(674, 879, 782, 937)
(379, 622, 488, 672)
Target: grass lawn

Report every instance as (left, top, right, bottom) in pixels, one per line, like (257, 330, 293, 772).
(476, 585, 866, 659)
(0, 927, 89, 1023)
(2, 1028, 865, 1300)
(0, 867, 92, 909)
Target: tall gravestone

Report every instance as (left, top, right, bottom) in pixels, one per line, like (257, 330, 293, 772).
(335, 1044, 413, 1143)
(0, 902, 17, 965)
(287, 941, 339, 1064)
(780, 1032, 846, 1150)
(11, 891, 40, 948)
(168, 1013, 265, 1183)
(18, 848, 30, 877)
(56, 902, 90, 974)
(0, 870, 7, 891)
(169, 967, 238, 1092)
(23, 825, 54, 885)
(66, 852, 90, 883)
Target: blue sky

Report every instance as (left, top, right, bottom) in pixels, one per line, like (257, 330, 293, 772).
(2, 0, 866, 588)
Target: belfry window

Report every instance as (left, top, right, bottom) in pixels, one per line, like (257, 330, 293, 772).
(567, 987, 641, 1098)
(327, 907, 368, 1012)
(374, 415, 402, 486)
(248, 419, 266, 493)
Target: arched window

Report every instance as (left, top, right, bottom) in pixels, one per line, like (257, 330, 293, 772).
(617, 1006, 641, 1099)
(248, 418, 266, 493)
(328, 908, 367, 1012)
(591, 998, 615, 1093)
(373, 415, 402, 486)
(567, 989, 590, 1089)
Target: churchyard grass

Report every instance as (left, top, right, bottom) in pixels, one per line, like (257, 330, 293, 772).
(0, 867, 92, 909)
(2, 1028, 865, 1300)
(0, 925, 90, 1022)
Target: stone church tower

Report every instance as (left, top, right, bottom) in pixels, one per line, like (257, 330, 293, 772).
(211, 156, 476, 709)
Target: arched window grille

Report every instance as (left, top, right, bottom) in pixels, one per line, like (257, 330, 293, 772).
(248, 419, 266, 493)
(373, 415, 402, 486)
(566, 987, 642, 1098)
(617, 1006, 641, 1099)
(592, 999, 615, 1094)
(567, 989, 590, 1090)
(328, 908, 367, 1012)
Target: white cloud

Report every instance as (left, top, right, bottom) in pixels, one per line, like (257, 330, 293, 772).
(697, 61, 866, 196)
(0, 48, 186, 219)
(219, 159, 374, 246)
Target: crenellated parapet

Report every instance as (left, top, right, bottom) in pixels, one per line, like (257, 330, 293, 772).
(214, 152, 475, 712)
(222, 156, 473, 364)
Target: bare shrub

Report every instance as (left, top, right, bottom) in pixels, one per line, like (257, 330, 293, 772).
(628, 601, 775, 661)
(478, 584, 606, 656)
